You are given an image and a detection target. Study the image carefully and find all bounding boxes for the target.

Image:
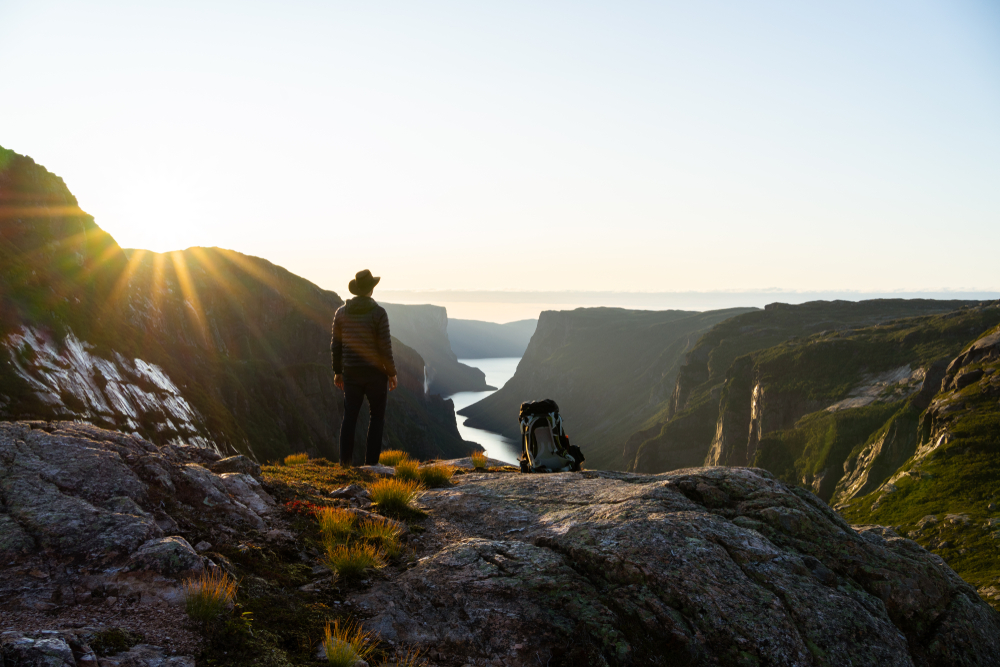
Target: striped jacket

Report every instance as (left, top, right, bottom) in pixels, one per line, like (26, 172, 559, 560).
(331, 297, 397, 377)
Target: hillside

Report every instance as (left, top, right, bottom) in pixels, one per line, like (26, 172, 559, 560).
(447, 317, 537, 358)
(835, 321, 1000, 603)
(0, 145, 471, 463)
(458, 306, 754, 470)
(379, 303, 491, 395)
(628, 299, 990, 474)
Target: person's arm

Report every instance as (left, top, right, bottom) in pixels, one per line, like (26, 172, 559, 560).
(331, 309, 344, 390)
(375, 308, 397, 385)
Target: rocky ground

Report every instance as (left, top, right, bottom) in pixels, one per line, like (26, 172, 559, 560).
(3, 421, 1000, 666)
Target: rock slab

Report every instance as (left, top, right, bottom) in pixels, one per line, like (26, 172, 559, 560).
(355, 467, 1000, 666)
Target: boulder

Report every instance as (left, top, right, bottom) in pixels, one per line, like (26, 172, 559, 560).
(353, 467, 1000, 666)
(126, 537, 203, 576)
(209, 455, 261, 480)
(0, 634, 76, 667)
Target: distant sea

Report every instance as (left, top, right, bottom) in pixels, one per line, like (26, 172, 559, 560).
(447, 358, 521, 464)
(380, 290, 1000, 323)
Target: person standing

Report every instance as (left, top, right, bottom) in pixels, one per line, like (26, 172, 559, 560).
(331, 269, 399, 466)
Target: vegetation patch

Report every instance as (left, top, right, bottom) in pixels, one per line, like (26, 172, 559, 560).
(316, 506, 356, 544)
(470, 450, 488, 470)
(322, 619, 377, 667)
(369, 478, 425, 518)
(417, 462, 456, 488)
(89, 628, 144, 656)
(184, 569, 239, 624)
(283, 453, 309, 466)
(394, 458, 420, 482)
(321, 542, 387, 580)
(379, 449, 410, 466)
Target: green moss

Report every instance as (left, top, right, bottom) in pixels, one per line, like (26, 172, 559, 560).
(754, 401, 905, 499)
(89, 628, 144, 656)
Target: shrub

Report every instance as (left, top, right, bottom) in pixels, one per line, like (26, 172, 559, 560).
(89, 628, 144, 657)
(470, 450, 488, 471)
(321, 542, 386, 579)
(322, 619, 377, 666)
(368, 478, 423, 516)
(379, 449, 410, 466)
(357, 518, 404, 559)
(418, 463, 455, 488)
(316, 506, 356, 544)
(394, 459, 420, 482)
(284, 453, 309, 466)
(183, 569, 238, 623)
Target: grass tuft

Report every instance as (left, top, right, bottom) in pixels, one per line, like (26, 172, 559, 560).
(321, 542, 386, 580)
(368, 478, 424, 516)
(394, 459, 420, 482)
(418, 463, 455, 488)
(379, 449, 410, 466)
(357, 518, 404, 559)
(322, 618, 377, 666)
(390, 648, 428, 666)
(183, 569, 238, 623)
(316, 506, 356, 544)
(470, 450, 488, 471)
(284, 453, 309, 466)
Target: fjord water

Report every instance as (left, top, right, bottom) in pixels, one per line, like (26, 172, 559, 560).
(447, 357, 521, 464)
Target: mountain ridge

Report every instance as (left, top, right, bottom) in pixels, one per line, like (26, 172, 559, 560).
(0, 144, 472, 463)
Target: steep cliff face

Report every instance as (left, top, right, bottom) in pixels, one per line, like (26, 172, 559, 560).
(838, 323, 1000, 606)
(458, 307, 754, 470)
(447, 317, 537, 358)
(0, 145, 471, 463)
(629, 299, 990, 475)
(380, 303, 491, 395)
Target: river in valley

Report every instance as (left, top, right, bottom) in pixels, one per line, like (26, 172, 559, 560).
(447, 357, 521, 464)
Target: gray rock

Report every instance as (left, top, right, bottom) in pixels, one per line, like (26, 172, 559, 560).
(95, 644, 194, 666)
(126, 536, 203, 576)
(209, 455, 261, 480)
(330, 484, 369, 499)
(0, 634, 76, 666)
(0, 512, 34, 553)
(353, 467, 1000, 666)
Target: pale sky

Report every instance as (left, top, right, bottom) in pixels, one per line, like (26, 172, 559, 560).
(2, 1, 999, 314)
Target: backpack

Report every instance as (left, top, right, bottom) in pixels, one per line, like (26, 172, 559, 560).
(518, 399, 585, 473)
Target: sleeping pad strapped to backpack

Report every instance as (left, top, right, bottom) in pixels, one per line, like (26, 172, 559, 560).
(518, 399, 585, 473)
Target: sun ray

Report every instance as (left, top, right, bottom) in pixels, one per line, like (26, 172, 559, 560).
(169, 250, 212, 349)
(98, 248, 150, 320)
(217, 249, 335, 329)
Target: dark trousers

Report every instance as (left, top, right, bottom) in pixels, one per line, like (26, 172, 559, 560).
(340, 372, 388, 466)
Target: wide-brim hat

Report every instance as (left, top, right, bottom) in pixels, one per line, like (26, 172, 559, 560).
(348, 269, 380, 296)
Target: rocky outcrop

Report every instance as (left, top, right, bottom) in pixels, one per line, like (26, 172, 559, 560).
(0, 422, 275, 625)
(355, 466, 1000, 666)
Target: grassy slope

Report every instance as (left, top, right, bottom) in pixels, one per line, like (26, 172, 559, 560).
(748, 306, 1000, 497)
(630, 299, 990, 473)
(838, 325, 1000, 604)
(458, 306, 755, 470)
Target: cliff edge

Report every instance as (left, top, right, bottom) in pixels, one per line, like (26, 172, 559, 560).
(3, 421, 999, 665)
